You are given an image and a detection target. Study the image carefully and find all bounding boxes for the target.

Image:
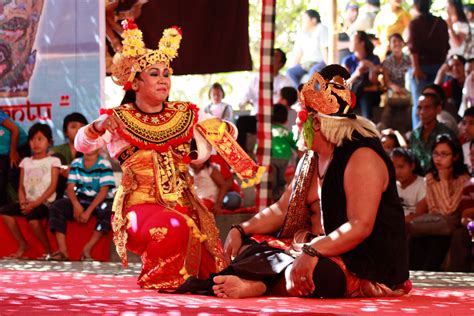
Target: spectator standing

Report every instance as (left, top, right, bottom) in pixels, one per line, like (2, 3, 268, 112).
(407, 0, 450, 129)
(373, 0, 411, 58)
(446, 0, 471, 59)
(286, 9, 328, 87)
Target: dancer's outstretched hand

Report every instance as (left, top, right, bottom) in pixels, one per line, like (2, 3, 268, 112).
(94, 114, 124, 134)
(223, 228, 242, 265)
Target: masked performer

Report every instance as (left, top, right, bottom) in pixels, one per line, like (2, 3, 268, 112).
(75, 19, 263, 290)
(176, 64, 411, 299)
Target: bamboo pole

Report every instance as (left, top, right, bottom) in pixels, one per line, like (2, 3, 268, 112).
(328, 0, 338, 64)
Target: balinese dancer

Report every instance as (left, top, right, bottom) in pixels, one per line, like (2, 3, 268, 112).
(176, 64, 411, 299)
(75, 19, 264, 290)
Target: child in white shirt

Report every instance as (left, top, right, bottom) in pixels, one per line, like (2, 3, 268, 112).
(201, 83, 233, 122)
(0, 123, 60, 259)
(391, 147, 426, 222)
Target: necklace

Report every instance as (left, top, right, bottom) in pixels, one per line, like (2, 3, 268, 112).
(316, 151, 334, 180)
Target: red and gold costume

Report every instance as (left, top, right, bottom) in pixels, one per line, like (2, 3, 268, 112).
(76, 102, 264, 290)
(76, 19, 264, 290)
(114, 101, 226, 290)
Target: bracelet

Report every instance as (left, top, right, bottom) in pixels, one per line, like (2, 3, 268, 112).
(84, 124, 102, 139)
(302, 244, 324, 258)
(230, 224, 247, 239)
(92, 121, 105, 135)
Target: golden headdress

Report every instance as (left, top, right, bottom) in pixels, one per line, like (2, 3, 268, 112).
(111, 19, 182, 90)
(299, 64, 355, 116)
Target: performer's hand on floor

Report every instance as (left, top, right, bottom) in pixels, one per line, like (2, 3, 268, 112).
(223, 228, 242, 265)
(289, 253, 318, 296)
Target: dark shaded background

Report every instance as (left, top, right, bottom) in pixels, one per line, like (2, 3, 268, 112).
(135, 0, 252, 75)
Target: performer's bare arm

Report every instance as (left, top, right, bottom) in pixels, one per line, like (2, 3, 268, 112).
(241, 181, 292, 234)
(75, 115, 123, 154)
(306, 148, 388, 255)
(223, 177, 293, 263)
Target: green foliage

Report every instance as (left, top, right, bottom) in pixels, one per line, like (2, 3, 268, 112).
(248, 0, 318, 70)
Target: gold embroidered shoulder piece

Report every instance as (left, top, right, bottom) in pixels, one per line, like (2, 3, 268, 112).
(113, 102, 198, 152)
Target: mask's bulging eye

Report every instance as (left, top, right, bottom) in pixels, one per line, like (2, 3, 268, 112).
(314, 82, 321, 92)
(331, 83, 345, 90)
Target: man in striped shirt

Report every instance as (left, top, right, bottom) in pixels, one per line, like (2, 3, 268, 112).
(48, 149, 115, 261)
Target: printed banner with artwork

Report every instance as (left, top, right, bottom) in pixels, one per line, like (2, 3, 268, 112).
(0, 0, 104, 144)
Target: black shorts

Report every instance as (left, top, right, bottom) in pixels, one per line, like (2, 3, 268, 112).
(0, 202, 49, 221)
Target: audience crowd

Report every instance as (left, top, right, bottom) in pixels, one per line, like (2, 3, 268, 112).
(0, 0, 473, 272)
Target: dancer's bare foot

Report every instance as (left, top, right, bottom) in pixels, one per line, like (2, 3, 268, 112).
(7, 245, 29, 259)
(212, 275, 267, 298)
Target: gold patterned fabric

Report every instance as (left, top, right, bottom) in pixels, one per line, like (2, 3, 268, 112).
(330, 257, 411, 297)
(110, 104, 225, 290)
(113, 150, 224, 289)
(113, 102, 197, 152)
(278, 150, 317, 238)
(196, 118, 266, 188)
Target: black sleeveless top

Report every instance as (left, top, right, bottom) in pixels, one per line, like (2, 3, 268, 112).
(321, 134, 409, 287)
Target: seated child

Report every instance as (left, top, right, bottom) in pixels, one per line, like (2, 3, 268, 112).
(0, 123, 60, 259)
(271, 104, 297, 202)
(390, 147, 425, 222)
(48, 148, 115, 261)
(52, 112, 88, 198)
(201, 83, 233, 122)
(190, 154, 242, 214)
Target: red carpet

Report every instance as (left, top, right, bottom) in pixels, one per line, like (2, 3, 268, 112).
(0, 269, 473, 315)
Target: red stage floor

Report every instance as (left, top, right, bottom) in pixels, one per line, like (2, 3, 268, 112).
(0, 261, 473, 315)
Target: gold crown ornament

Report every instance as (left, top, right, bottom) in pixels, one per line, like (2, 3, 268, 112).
(111, 19, 182, 90)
